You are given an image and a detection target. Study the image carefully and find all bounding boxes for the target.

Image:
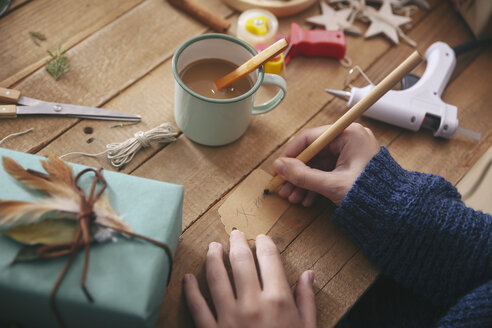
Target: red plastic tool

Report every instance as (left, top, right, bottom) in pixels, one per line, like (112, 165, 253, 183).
(284, 23, 346, 64)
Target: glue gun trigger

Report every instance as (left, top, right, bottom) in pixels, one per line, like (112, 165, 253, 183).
(400, 73, 420, 90)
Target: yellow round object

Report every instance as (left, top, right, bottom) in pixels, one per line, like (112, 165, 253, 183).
(245, 16, 269, 36)
(237, 9, 278, 46)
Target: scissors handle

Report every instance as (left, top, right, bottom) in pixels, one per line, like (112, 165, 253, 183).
(0, 105, 17, 118)
(0, 87, 20, 103)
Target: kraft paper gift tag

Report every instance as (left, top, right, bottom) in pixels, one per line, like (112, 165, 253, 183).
(219, 169, 290, 239)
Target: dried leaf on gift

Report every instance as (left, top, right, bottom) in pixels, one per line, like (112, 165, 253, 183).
(3, 218, 78, 245)
(9, 245, 42, 264)
(0, 156, 132, 234)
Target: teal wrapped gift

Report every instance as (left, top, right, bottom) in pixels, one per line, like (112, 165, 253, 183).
(0, 148, 183, 328)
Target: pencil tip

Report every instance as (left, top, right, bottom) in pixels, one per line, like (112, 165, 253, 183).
(263, 189, 270, 195)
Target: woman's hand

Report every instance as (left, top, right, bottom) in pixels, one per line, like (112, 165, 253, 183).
(184, 230, 316, 328)
(273, 123, 380, 206)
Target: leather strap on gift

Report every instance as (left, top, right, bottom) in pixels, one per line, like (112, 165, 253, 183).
(35, 168, 174, 328)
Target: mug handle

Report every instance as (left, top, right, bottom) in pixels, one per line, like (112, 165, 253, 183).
(252, 73, 287, 115)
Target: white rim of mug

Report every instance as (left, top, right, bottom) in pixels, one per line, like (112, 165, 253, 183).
(172, 33, 265, 104)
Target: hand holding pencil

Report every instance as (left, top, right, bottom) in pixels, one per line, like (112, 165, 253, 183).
(271, 123, 380, 206)
(264, 51, 423, 196)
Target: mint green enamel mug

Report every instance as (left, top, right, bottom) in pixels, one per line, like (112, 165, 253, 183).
(172, 33, 287, 146)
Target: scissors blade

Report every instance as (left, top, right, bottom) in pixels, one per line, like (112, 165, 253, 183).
(16, 96, 141, 122)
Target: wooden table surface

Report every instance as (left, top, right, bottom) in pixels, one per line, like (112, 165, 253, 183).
(1, 0, 491, 326)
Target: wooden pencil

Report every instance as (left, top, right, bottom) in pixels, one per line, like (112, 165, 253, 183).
(264, 50, 423, 194)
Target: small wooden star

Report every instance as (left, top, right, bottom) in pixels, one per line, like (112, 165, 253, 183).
(364, 0, 411, 44)
(306, 1, 362, 34)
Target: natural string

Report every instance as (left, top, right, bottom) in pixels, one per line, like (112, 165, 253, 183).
(60, 123, 178, 168)
(0, 128, 34, 145)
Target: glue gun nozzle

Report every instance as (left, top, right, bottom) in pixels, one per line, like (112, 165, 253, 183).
(325, 89, 351, 101)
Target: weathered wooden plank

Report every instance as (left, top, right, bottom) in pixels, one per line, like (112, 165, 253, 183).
(268, 200, 331, 252)
(0, 0, 145, 87)
(316, 251, 379, 327)
(0, 0, 232, 153)
(36, 52, 179, 170)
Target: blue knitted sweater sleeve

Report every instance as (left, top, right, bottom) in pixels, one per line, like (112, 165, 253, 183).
(332, 147, 492, 320)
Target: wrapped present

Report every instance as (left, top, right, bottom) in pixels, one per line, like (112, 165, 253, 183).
(0, 148, 183, 328)
(453, 0, 492, 40)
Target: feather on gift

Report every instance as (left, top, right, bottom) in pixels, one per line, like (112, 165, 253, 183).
(0, 156, 131, 240)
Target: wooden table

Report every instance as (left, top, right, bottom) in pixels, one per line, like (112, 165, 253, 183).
(1, 0, 491, 326)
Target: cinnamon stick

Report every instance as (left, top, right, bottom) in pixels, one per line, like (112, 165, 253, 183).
(168, 0, 231, 33)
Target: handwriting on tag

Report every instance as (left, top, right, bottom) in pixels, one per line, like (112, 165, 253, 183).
(219, 169, 290, 240)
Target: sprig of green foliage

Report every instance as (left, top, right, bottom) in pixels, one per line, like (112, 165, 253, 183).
(29, 31, 46, 46)
(45, 44, 70, 81)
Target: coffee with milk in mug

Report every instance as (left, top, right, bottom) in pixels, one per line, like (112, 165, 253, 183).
(179, 58, 253, 99)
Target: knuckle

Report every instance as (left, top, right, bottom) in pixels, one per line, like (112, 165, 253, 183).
(256, 242, 279, 258)
(290, 168, 306, 188)
(229, 247, 252, 263)
(221, 319, 237, 328)
(238, 303, 261, 322)
(265, 292, 291, 310)
(206, 248, 222, 262)
(351, 122, 363, 130)
(364, 126, 374, 136)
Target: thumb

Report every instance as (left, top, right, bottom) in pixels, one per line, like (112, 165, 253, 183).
(296, 270, 316, 328)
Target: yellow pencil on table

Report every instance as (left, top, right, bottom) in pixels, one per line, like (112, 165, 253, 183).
(264, 50, 424, 195)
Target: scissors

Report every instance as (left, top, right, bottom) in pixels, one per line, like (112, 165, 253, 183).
(0, 87, 141, 122)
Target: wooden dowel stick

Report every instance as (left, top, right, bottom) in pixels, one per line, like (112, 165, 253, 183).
(264, 50, 423, 194)
(168, 0, 231, 33)
(215, 39, 289, 90)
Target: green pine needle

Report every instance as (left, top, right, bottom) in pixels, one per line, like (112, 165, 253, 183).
(29, 31, 46, 46)
(45, 44, 70, 81)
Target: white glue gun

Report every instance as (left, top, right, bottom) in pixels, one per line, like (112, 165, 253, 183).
(326, 41, 481, 139)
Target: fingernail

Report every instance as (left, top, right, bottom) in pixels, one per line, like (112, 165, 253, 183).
(257, 234, 266, 239)
(231, 229, 242, 237)
(183, 273, 192, 283)
(273, 159, 286, 176)
(209, 242, 220, 249)
(306, 270, 314, 284)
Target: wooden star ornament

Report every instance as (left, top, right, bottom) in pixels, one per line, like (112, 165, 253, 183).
(364, 0, 411, 44)
(306, 1, 362, 35)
